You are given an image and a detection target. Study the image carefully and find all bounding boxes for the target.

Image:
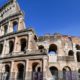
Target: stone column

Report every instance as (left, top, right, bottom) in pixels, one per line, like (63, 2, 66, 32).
(25, 59, 28, 80)
(10, 61, 16, 80)
(28, 33, 36, 51)
(2, 40, 9, 57)
(1, 64, 5, 80)
(1, 25, 4, 36)
(43, 57, 48, 80)
(18, 17, 26, 31)
(0, 62, 4, 80)
(5, 40, 9, 55)
(58, 67, 63, 80)
(73, 44, 78, 80)
(8, 21, 13, 33)
(14, 37, 20, 53)
(0, 27, 2, 36)
(25, 59, 31, 80)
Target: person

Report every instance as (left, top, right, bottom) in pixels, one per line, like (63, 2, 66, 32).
(2, 72, 9, 80)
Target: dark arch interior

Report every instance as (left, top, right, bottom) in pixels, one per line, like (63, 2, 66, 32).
(49, 44, 57, 53)
(5, 65, 10, 80)
(32, 62, 39, 72)
(77, 52, 80, 62)
(13, 21, 18, 32)
(17, 63, 24, 71)
(32, 63, 43, 80)
(49, 66, 58, 75)
(38, 45, 44, 52)
(0, 44, 3, 54)
(76, 44, 80, 50)
(20, 38, 26, 51)
(17, 63, 24, 80)
(5, 65, 10, 72)
(4, 25, 8, 34)
(78, 69, 80, 73)
(9, 41, 14, 53)
(68, 50, 74, 56)
(38, 45, 44, 50)
(63, 66, 72, 80)
(63, 66, 71, 71)
(37, 67, 41, 72)
(34, 35, 37, 42)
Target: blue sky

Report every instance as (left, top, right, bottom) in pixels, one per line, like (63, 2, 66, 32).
(0, 0, 80, 36)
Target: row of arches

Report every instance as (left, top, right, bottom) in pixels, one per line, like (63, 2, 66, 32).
(39, 44, 80, 53)
(4, 21, 18, 35)
(0, 38, 28, 55)
(39, 44, 74, 55)
(3, 63, 80, 80)
(49, 66, 80, 80)
(0, 42, 80, 61)
(39, 44, 80, 62)
(3, 63, 25, 80)
(38, 44, 57, 53)
(3, 62, 42, 80)
(9, 38, 27, 53)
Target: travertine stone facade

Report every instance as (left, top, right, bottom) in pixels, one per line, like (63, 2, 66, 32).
(0, 0, 80, 80)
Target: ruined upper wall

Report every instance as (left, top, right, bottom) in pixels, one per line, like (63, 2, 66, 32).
(38, 33, 80, 47)
(0, 0, 22, 23)
(0, 0, 27, 36)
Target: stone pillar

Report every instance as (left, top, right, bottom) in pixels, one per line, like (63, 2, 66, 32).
(1, 25, 4, 36)
(25, 59, 32, 80)
(5, 40, 9, 55)
(28, 33, 36, 51)
(8, 21, 13, 33)
(58, 68, 63, 80)
(43, 57, 48, 80)
(2, 40, 9, 57)
(2, 40, 5, 57)
(73, 44, 78, 80)
(10, 61, 16, 80)
(0, 27, 2, 36)
(18, 17, 26, 31)
(1, 64, 5, 80)
(14, 37, 20, 53)
(0, 63, 3, 80)
(25, 59, 28, 80)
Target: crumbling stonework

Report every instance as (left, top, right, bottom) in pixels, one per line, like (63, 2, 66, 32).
(0, 0, 80, 80)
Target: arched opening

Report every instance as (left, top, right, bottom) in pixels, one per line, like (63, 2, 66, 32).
(17, 63, 25, 80)
(0, 43, 3, 55)
(76, 52, 80, 62)
(37, 67, 41, 72)
(4, 25, 8, 34)
(4, 65, 10, 80)
(32, 62, 42, 80)
(5, 65, 10, 73)
(76, 44, 80, 50)
(49, 44, 57, 54)
(9, 41, 14, 53)
(78, 69, 80, 79)
(68, 50, 74, 56)
(78, 69, 80, 73)
(63, 66, 72, 80)
(13, 21, 18, 32)
(38, 45, 44, 52)
(49, 66, 58, 80)
(34, 35, 37, 42)
(20, 38, 26, 52)
(32, 62, 39, 72)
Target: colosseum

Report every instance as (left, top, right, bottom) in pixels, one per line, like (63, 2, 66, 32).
(0, 0, 80, 80)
